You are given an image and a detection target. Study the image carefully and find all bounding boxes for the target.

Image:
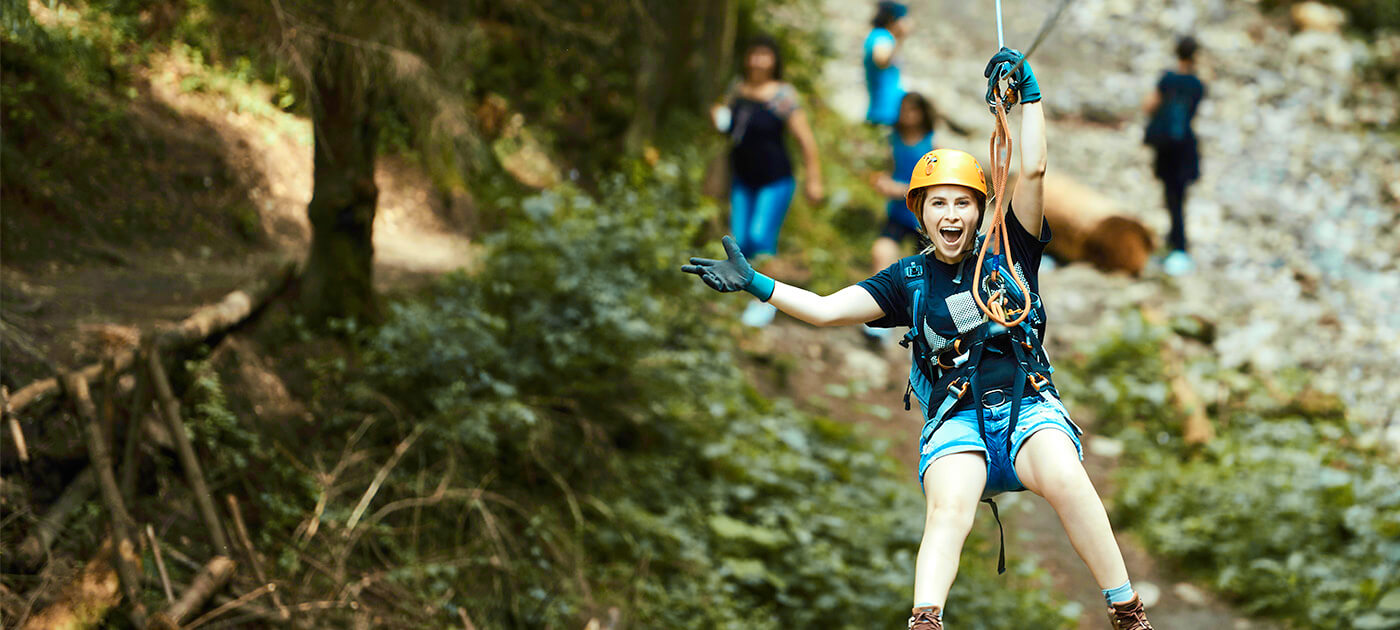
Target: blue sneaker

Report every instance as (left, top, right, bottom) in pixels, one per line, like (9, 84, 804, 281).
(741, 300, 778, 327)
(1162, 250, 1194, 277)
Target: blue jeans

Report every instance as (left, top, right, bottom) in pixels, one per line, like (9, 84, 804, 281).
(916, 394, 1084, 499)
(730, 177, 796, 256)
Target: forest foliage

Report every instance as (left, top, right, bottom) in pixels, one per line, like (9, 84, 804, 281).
(1057, 314, 1400, 630)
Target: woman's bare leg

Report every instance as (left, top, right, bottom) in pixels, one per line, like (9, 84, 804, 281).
(1014, 430, 1129, 588)
(913, 452, 988, 607)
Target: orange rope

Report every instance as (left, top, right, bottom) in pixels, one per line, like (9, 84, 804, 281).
(971, 82, 1032, 328)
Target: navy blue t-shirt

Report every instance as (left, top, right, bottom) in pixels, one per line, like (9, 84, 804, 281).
(859, 208, 1051, 392)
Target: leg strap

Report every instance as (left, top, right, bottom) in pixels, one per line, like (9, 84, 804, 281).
(983, 498, 1006, 575)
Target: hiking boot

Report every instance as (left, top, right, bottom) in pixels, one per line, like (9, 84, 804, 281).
(1107, 594, 1153, 630)
(907, 605, 942, 630)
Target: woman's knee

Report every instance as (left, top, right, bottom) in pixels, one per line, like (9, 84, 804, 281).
(923, 498, 978, 533)
(1017, 430, 1091, 498)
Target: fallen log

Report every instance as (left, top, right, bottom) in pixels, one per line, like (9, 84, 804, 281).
(17, 467, 97, 571)
(1042, 173, 1155, 275)
(62, 371, 147, 627)
(6, 261, 296, 417)
(147, 555, 235, 630)
(21, 538, 121, 630)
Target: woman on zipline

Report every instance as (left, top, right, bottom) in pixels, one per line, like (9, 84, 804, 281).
(710, 35, 824, 327)
(684, 48, 1153, 630)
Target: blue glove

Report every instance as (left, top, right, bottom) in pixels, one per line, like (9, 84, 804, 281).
(983, 47, 1041, 109)
(681, 235, 776, 301)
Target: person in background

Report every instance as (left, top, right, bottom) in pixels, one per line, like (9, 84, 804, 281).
(711, 35, 824, 327)
(865, 1, 911, 126)
(1142, 35, 1206, 277)
(865, 92, 936, 343)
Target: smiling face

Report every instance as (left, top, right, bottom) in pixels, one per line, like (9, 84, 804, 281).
(919, 184, 982, 263)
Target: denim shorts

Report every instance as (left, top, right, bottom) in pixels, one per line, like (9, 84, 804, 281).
(916, 393, 1084, 498)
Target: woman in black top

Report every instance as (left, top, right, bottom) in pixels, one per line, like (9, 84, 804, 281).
(710, 35, 824, 327)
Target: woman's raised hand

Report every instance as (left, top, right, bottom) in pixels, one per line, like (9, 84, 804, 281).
(682, 235, 755, 293)
(983, 47, 1041, 109)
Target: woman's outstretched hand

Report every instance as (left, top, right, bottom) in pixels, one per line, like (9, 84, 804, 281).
(682, 235, 754, 293)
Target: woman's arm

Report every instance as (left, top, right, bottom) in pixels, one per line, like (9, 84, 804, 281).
(1141, 88, 1162, 116)
(871, 38, 896, 68)
(1012, 100, 1047, 237)
(787, 108, 824, 202)
(682, 236, 884, 327)
(769, 283, 886, 327)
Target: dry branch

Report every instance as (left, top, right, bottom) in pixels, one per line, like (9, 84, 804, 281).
(225, 494, 290, 620)
(182, 582, 276, 630)
(6, 262, 296, 417)
(120, 354, 151, 503)
(345, 425, 425, 533)
(1042, 173, 1155, 275)
(146, 341, 231, 556)
(2, 385, 28, 462)
(148, 555, 235, 629)
(21, 538, 121, 630)
(146, 525, 176, 603)
(17, 467, 97, 570)
(62, 370, 147, 627)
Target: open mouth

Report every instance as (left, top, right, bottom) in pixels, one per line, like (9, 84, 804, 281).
(938, 226, 963, 246)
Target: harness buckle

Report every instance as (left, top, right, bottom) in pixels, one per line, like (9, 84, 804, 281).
(1027, 373, 1050, 392)
(947, 378, 969, 399)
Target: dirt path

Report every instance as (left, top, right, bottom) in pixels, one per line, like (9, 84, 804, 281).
(1, 46, 475, 382)
(797, 0, 1292, 626)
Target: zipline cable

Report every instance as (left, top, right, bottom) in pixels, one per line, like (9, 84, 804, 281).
(974, 0, 1075, 327)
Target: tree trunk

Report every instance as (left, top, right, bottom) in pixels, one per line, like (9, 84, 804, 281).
(300, 40, 381, 325)
(699, 0, 738, 108)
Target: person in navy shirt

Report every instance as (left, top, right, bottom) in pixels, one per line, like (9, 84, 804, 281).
(864, 2, 911, 126)
(1143, 36, 1206, 276)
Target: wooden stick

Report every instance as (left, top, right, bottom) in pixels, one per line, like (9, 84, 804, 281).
(20, 538, 121, 630)
(62, 371, 147, 627)
(2, 386, 27, 463)
(146, 341, 231, 556)
(120, 352, 151, 503)
(6, 261, 297, 416)
(100, 355, 118, 458)
(345, 425, 424, 533)
(146, 525, 175, 603)
(225, 494, 290, 620)
(458, 607, 479, 630)
(17, 467, 97, 570)
(181, 582, 275, 630)
(148, 555, 235, 629)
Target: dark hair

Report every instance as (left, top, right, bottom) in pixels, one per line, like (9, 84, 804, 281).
(871, 1, 908, 28)
(1175, 35, 1199, 61)
(897, 92, 936, 138)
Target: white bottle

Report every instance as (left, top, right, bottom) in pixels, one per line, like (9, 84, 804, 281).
(712, 105, 732, 133)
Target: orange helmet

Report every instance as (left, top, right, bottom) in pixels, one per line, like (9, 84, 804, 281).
(904, 149, 988, 217)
